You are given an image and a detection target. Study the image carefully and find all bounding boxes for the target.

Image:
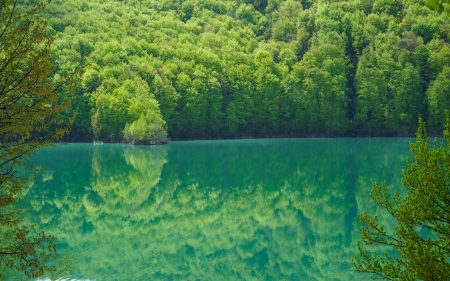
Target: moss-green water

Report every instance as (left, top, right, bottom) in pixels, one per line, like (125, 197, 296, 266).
(22, 138, 412, 280)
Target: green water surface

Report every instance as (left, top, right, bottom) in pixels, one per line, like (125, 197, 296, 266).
(22, 138, 414, 280)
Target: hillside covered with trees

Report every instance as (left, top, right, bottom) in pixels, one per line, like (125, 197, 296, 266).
(35, 0, 450, 140)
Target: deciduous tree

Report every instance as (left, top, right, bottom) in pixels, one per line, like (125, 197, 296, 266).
(0, 0, 78, 278)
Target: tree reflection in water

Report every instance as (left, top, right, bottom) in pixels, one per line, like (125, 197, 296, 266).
(22, 139, 410, 281)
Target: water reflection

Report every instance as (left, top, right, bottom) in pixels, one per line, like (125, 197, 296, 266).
(22, 139, 412, 280)
(86, 146, 167, 220)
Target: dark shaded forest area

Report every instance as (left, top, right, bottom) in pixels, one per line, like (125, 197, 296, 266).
(36, 0, 450, 140)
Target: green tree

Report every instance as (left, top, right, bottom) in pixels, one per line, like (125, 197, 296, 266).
(354, 111, 450, 279)
(151, 73, 179, 136)
(427, 67, 450, 133)
(124, 102, 167, 144)
(224, 64, 255, 136)
(253, 50, 281, 134)
(372, 0, 398, 16)
(0, 0, 77, 278)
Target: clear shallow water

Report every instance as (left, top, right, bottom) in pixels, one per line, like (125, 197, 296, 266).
(21, 138, 414, 280)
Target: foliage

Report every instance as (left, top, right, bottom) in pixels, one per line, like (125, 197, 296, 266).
(354, 111, 450, 279)
(427, 67, 450, 133)
(0, 0, 78, 278)
(124, 110, 167, 144)
(32, 0, 450, 140)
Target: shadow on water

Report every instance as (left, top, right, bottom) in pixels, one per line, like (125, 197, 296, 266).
(21, 139, 412, 281)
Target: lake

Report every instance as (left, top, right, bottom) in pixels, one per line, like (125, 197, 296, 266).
(21, 138, 414, 280)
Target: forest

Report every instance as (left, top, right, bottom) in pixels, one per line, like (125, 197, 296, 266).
(31, 0, 450, 140)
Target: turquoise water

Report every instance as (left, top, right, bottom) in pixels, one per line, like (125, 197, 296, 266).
(22, 138, 414, 280)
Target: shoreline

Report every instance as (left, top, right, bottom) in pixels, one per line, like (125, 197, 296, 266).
(60, 134, 446, 144)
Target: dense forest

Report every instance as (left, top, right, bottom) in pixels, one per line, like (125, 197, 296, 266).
(34, 0, 450, 140)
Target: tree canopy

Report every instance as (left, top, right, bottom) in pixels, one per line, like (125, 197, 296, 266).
(24, 0, 450, 141)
